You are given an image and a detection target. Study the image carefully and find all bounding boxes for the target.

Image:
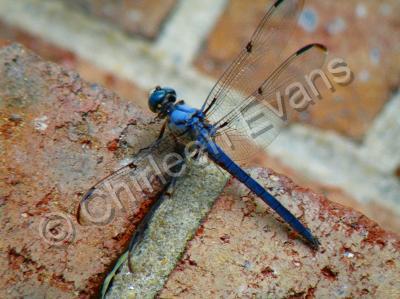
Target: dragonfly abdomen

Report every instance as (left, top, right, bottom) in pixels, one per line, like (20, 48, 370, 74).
(205, 141, 319, 249)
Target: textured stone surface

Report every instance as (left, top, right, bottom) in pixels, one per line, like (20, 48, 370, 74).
(0, 43, 168, 298)
(60, 0, 177, 39)
(195, 0, 400, 140)
(161, 168, 400, 298)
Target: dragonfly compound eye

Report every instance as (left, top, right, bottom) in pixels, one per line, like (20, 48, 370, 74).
(148, 87, 177, 113)
(148, 88, 167, 113)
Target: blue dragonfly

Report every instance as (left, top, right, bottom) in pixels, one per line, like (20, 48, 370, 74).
(78, 0, 326, 250)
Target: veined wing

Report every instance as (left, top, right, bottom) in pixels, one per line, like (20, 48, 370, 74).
(213, 44, 327, 163)
(77, 134, 178, 225)
(202, 0, 304, 117)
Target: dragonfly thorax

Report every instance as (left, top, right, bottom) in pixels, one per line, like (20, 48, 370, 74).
(166, 102, 216, 145)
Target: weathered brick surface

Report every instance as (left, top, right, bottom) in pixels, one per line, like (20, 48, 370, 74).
(0, 44, 167, 298)
(195, 0, 400, 140)
(60, 0, 177, 39)
(161, 168, 400, 298)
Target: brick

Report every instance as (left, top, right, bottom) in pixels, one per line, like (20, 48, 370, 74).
(0, 44, 171, 298)
(195, 0, 400, 140)
(161, 168, 400, 298)
(60, 0, 177, 39)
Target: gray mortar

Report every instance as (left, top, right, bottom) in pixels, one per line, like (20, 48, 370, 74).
(105, 162, 229, 298)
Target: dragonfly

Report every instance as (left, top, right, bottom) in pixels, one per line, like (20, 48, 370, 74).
(78, 0, 326, 254)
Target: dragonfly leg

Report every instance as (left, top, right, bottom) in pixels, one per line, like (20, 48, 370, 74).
(156, 120, 167, 140)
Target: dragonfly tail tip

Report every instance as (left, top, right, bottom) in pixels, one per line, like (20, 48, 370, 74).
(310, 237, 321, 250)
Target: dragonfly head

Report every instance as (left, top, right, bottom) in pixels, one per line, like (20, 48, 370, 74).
(148, 86, 177, 117)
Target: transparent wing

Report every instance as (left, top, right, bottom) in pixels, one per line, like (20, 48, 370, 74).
(213, 44, 328, 164)
(202, 0, 304, 116)
(77, 133, 178, 225)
